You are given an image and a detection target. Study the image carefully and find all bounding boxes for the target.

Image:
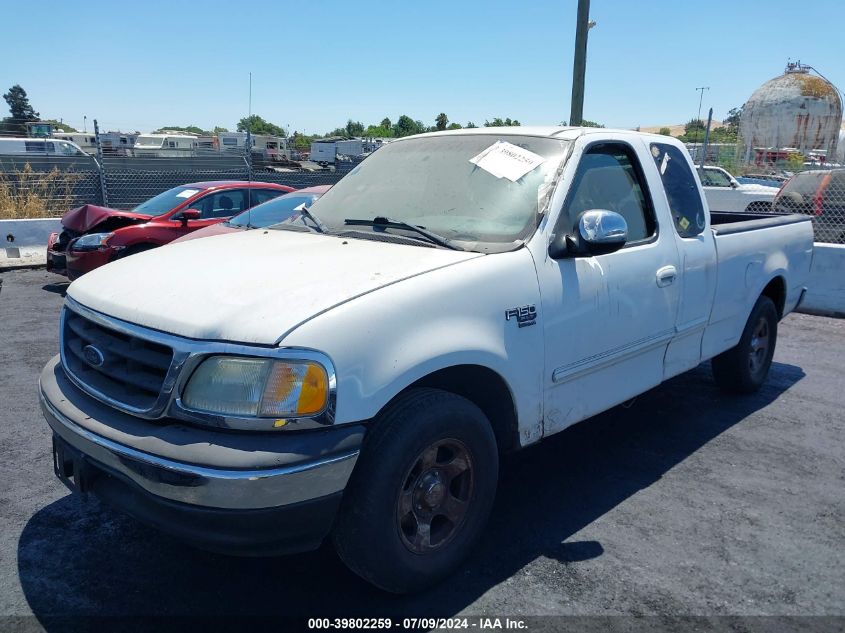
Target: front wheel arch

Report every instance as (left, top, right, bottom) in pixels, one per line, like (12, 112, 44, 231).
(381, 364, 520, 454)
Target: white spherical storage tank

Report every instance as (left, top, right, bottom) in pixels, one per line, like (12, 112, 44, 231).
(740, 62, 842, 164)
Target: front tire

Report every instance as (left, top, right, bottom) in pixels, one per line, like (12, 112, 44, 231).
(333, 388, 498, 593)
(712, 295, 778, 394)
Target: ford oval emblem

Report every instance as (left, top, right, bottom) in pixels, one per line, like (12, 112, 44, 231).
(82, 344, 105, 368)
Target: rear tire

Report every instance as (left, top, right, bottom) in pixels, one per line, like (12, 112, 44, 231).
(712, 295, 778, 394)
(333, 388, 498, 593)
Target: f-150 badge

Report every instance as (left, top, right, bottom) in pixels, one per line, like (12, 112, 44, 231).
(505, 305, 537, 328)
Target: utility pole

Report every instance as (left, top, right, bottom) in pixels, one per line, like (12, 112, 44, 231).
(699, 107, 713, 170)
(693, 86, 710, 154)
(569, 0, 593, 127)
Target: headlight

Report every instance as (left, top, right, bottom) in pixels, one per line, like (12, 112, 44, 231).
(182, 356, 329, 418)
(71, 232, 114, 251)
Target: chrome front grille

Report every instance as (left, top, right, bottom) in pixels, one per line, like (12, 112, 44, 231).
(62, 308, 174, 412)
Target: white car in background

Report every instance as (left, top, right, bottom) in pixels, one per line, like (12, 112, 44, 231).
(696, 165, 779, 213)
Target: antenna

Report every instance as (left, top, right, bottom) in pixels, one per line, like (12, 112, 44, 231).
(248, 72, 252, 119)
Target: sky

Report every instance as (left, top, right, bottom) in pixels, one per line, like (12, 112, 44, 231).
(1, 0, 843, 135)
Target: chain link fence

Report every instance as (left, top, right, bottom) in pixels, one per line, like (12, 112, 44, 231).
(0, 154, 347, 216)
(686, 140, 845, 243)
(1, 125, 843, 243)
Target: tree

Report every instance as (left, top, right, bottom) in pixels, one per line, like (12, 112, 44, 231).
(212, 126, 229, 134)
(447, 122, 462, 130)
(392, 115, 425, 137)
(237, 114, 285, 136)
(581, 119, 604, 128)
(154, 125, 209, 135)
(684, 118, 706, 135)
(465, 121, 478, 128)
(3, 84, 39, 134)
(484, 117, 521, 127)
(291, 131, 314, 150)
(363, 125, 393, 138)
(435, 113, 449, 131)
(658, 126, 671, 136)
(43, 119, 78, 132)
(380, 117, 392, 129)
(345, 119, 365, 138)
(723, 106, 743, 134)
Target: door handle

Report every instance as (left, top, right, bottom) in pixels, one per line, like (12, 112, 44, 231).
(656, 265, 677, 287)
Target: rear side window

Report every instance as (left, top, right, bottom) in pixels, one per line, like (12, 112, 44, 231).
(193, 190, 247, 218)
(561, 143, 656, 243)
(650, 143, 706, 238)
(247, 189, 284, 207)
(780, 172, 828, 198)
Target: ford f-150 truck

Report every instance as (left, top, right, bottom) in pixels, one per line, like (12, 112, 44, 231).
(39, 127, 813, 593)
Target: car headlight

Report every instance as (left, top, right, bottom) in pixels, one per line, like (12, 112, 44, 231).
(71, 232, 114, 251)
(181, 356, 329, 418)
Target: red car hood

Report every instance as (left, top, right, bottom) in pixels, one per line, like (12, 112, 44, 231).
(61, 204, 153, 232)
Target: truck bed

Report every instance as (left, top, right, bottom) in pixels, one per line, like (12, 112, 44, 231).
(710, 211, 811, 235)
(703, 210, 814, 361)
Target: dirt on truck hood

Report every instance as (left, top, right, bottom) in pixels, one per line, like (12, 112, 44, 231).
(66, 228, 482, 345)
(61, 204, 152, 233)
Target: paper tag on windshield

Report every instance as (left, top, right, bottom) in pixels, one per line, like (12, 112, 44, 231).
(469, 141, 545, 182)
(176, 189, 200, 198)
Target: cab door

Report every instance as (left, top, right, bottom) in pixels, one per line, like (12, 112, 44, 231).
(651, 142, 717, 378)
(535, 138, 681, 436)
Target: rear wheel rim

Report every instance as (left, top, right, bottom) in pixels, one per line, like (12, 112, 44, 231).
(396, 438, 474, 554)
(749, 317, 770, 375)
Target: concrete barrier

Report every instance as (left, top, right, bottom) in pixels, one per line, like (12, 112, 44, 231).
(797, 243, 845, 318)
(0, 218, 61, 269)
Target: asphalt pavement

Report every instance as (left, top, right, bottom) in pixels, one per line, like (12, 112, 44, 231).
(0, 268, 843, 630)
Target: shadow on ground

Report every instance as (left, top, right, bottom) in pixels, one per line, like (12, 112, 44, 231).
(41, 282, 69, 297)
(18, 361, 804, 623)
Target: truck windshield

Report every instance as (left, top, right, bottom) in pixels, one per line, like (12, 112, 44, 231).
(304, 134, 570, 252)
(133, 186, 201, 215)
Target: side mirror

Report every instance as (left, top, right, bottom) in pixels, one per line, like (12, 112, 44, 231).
(179, 208, 201, 224)
(548, 209, 628, 259)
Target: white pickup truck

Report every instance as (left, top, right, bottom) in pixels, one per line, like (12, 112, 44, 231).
(40, 127, 813, 593)
(696, 165, 779, 213)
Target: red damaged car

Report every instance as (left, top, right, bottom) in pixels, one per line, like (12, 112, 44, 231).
(47, 181, 294, 279)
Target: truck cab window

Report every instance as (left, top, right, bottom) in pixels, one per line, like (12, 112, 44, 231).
(561, 144, 655, 243)
(697, 167, 731, 187)
(652, 143, 706, 237)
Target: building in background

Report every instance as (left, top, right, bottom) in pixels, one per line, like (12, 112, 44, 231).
(740, 62, 842, 166)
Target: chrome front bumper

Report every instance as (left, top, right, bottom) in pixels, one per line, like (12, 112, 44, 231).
(39, 355, 362, 511)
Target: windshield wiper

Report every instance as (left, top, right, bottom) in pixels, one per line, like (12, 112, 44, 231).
(343, 216, 465, 251)
(298, 205, 329, 234)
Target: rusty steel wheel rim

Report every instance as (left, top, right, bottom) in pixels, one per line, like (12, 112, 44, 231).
(749, 316, 770, 375)
(396, 438, 475, 554)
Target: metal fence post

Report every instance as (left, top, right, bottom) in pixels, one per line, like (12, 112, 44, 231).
(245, 130, 253, 181)
(93, 119, 109, 207)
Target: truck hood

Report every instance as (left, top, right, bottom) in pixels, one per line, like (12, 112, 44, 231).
(62, 204, 152, 233)
(66, 229, 482, 345)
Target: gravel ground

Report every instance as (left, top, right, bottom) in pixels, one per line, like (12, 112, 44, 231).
(0, 268, 843, 630)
